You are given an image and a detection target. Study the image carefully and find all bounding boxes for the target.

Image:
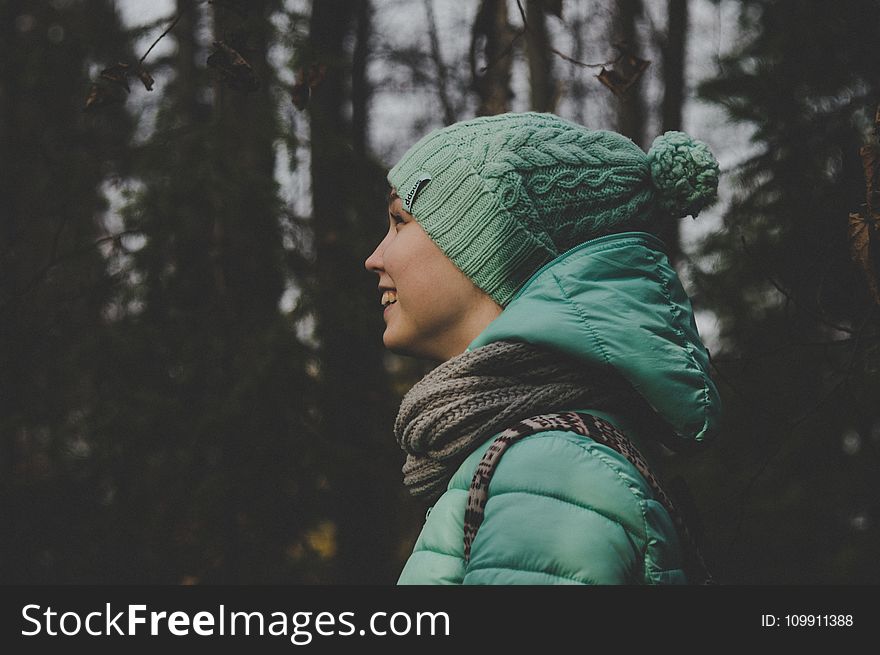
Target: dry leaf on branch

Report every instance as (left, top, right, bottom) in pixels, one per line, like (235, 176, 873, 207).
(100, 62, 131, 92)
(83, 82, 127, 112)
(137, 69, 155, 92)
(851, 133, 880, 306)
(84, 62, 155, 111)
(597, 51, 650, 97)
(207, 40, 260, 92)
(290, 64, 327, 111)
(848, 211, 880, 306)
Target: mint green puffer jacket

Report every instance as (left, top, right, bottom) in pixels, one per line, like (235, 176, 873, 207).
(397, 232, 721, 585)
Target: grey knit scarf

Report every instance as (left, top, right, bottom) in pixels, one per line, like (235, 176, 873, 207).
(394, 339, 637, 500)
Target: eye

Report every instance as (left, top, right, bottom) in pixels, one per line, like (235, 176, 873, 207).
(391, 212, 406, 228)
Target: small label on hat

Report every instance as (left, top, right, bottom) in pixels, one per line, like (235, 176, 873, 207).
(402, 172, 432, 213)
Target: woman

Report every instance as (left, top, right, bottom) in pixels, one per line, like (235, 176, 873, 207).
(365, 112, 721, 584)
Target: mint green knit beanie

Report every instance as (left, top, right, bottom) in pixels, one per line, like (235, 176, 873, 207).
(388, 112, 719, 307)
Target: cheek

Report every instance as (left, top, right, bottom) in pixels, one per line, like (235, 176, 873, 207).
(385, 228, 477, 311)
(395, 241, 446, 295)
(385, 231, 426, 283)
(410, 260, 476, 322)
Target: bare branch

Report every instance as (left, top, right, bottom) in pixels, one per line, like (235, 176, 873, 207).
(0, 230, 145, 311)
(139, 11, 185, 66)
(740, 234, 854, 334)
(515, 0, 624, 69)
(708, 301, 878, 556)
(707, 334, 879, 365)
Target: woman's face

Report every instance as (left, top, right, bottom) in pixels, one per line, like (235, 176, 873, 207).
(364, 191, 502, 361)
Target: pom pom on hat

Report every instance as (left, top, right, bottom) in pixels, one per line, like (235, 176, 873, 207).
(647, 131, 720, 218)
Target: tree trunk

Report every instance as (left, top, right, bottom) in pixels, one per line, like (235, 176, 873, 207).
(662, 0, 687, 133)
(566, 13, 589, 125)
(309, 0, 400, 584)
(210, 0, 282, 582)
(611, 0, 646, 147)
(472, 0, 514, 116)
(525, 0, 556, 112)
(424, 0, 457, 125)
(659, 0, 689, 263)
(352, 0, 372, 156)
(174, 0, 201, 125)
(0, 0, 135, 582)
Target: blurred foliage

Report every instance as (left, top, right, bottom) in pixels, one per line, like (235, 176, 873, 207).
(0, 0, 405, 584)
(89, 0, 331, 584)
(683, 0, 880, 583)
(1, 0, 136, 582)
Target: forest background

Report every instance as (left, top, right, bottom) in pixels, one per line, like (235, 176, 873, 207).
(2, 0, 879, 584)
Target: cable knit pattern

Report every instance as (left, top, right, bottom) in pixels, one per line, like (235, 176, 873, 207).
(648, 131, 720, 218)
(394, 339, 637, 500)
(388, 112, 719, 307)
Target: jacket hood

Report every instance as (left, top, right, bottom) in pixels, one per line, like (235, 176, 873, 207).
(467, 231, 721, 444)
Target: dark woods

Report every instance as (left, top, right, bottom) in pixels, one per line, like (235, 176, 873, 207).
(1, 0, 878, 584)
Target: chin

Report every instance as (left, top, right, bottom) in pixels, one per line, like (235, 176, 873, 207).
(383, 332, 440, 362)
(383, 337, 418, 358)
(382, 330, 408, 355)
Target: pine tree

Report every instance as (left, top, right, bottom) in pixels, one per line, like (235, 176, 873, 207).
(689, 0, 880, 583)
(0, 0, 135, 582)
(89, 0, 325, 583)
(306, 0, 412, 585)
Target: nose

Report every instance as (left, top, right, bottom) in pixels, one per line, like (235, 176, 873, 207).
(364, 234, 386, 274)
